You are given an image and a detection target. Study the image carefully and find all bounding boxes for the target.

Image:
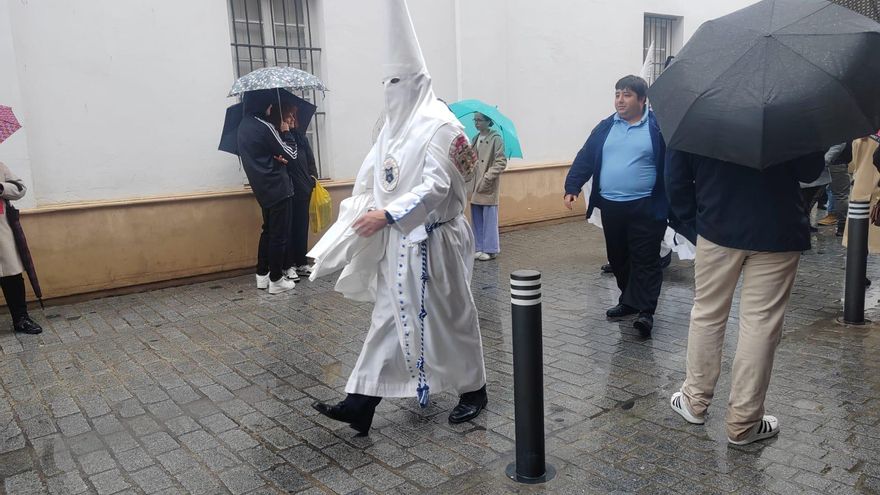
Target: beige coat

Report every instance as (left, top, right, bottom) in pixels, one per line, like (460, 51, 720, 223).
(467, 130, 507, 205)
(0, 162, 25, 277)
(844, 136, 880, 253)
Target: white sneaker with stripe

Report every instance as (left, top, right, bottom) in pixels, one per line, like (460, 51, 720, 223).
(728, 415, 779, 445)
(670, 391, 705, 425)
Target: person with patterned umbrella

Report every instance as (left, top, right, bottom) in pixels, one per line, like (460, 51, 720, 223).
(0, 105, 43, 334)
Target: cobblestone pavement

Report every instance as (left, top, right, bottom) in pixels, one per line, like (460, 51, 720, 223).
(1, 221, 879, 494)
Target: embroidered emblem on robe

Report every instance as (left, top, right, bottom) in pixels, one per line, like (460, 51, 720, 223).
(381, 154, 400, 192)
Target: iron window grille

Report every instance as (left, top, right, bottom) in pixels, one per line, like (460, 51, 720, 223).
(643, 15, 681, 84)
(228, 0, 327, 178)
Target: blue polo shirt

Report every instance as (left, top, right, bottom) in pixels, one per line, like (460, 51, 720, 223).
(598, 108, 656, 202)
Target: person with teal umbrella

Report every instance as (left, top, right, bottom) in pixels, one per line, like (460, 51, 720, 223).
(468, 112, 507, 260)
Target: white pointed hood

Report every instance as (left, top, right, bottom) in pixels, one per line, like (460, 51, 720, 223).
(378, 0, 460, 157)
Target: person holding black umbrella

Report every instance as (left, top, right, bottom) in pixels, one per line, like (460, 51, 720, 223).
(0, 161, 41, 334)
(270, 103, 318, 281)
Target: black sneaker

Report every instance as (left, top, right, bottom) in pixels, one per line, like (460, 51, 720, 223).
(601, 263, 613, 274)
(13, 315, 42, 335)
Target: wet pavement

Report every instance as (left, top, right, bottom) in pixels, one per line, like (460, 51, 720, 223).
(0, 220, 879, 494)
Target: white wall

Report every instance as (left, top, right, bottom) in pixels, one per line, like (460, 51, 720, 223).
(0, 0, 35, 208)
(2, 0, 242, 205)
(1, 0, 757, 206)
(321, 0, 757, 179)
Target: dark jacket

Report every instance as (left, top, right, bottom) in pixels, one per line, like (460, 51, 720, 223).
(281, 130, 318, 198)
(564, 111, 669, 221)
(237, 115, 296, 209)
(665, 150, 825, 252)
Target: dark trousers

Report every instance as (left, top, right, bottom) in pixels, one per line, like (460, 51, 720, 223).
(286, 197, 311, 269)
(801, 185, 824, 220)
(257, 198, 292, 281)
(600, 197, 666, 314)
(0, 273, 28, 321)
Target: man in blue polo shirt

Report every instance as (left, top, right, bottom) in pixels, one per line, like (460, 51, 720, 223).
(564, 75, 668, 337)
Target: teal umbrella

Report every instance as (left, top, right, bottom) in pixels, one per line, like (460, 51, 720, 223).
(449, 99, 522, 159)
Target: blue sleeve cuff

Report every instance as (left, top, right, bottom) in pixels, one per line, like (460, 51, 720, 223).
(384, 210, 396, 225)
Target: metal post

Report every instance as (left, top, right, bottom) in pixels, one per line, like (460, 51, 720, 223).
(844, 201, 870, 324)
(506, 270, 555, 484)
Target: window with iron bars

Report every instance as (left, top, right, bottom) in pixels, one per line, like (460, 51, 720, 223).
(228, 0, 327, 178)
(643, 14, 682, 85)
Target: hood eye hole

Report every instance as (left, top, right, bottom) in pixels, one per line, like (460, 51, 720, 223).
(389, 78, 400, 84)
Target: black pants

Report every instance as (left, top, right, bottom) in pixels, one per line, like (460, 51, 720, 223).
(0, 273, 28, 321)
(801, 186, 824, 221)
(286, 197, 311, 269)
(600, 197, 666, 314)
(257, 198, 292, 282)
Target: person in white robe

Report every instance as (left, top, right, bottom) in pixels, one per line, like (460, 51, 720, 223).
(310, 0, 488, 436)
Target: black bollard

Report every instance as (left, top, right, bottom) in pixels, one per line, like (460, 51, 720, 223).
(844, 200, 870, 324)
(506, 270, 555, 484)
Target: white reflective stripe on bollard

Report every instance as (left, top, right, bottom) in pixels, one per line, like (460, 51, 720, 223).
(511, 272, 541, 306)
(849, 201, 870, 220)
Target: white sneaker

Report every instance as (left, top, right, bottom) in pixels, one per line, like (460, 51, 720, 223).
(728, 415, 779, 445)
(295, 264, 313, 277)
(474, 252, 484, 260)
(476, 252, 492, 261)
(256, 274, 269, 290)
(268, 277, 296, 294)
(284, 267, 300, 282)
(670, 391, 705, 424)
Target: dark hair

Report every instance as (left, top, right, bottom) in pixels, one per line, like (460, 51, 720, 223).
(475, 112, 494, 128)
(268, 103, 299, 130)
(615, 75, 648, 100)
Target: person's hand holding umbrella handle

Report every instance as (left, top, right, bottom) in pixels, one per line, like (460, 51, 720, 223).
(563, 193, 578, 210)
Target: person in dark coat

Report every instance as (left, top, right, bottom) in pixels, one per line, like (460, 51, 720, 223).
(237, 90, 298, 295)
(270, 103, 318, 282)
(666, 149, 824, 445)
(563, 75, 668, 337)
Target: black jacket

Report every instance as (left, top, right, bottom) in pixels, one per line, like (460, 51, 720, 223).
(237, 115, 296, 208)
(666, 150, 825, 252)
(281, 130, 318, 197)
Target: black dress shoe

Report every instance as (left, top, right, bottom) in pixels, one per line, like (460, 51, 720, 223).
(449, 385, 487, 424)
(13, 316, 42, 335)
(601, 263, 613, 274)
(606, 304, 638, 319)
(633, 313, 653, 337)
(660, 251, 673, 269)
(312, 394, 381, 436)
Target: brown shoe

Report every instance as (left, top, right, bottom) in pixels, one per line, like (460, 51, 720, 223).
(818, 213, 839, 226)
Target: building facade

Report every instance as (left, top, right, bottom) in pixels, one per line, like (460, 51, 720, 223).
(0, 0, 755, 299)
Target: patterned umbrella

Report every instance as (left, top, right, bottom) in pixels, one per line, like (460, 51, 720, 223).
(228, 66, 327, 96)
(830, 0, 880, 22)
(0, 106, 22, 144)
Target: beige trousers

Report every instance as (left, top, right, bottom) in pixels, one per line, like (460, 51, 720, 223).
(681, 236, 800, 441)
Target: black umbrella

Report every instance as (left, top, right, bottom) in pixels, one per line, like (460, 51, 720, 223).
(831, 0, 880, 22)
(6, 201, 42, 308)
(649, 0, 880, 169)
(218, 88, 317, 155)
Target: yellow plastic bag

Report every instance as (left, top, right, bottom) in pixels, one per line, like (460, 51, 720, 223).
(309, 178, 332, 233)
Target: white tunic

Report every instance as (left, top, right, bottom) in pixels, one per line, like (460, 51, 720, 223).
(345, 124, 487, 398)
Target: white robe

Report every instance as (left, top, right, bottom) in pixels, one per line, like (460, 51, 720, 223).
(344, 123, 487, 398)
